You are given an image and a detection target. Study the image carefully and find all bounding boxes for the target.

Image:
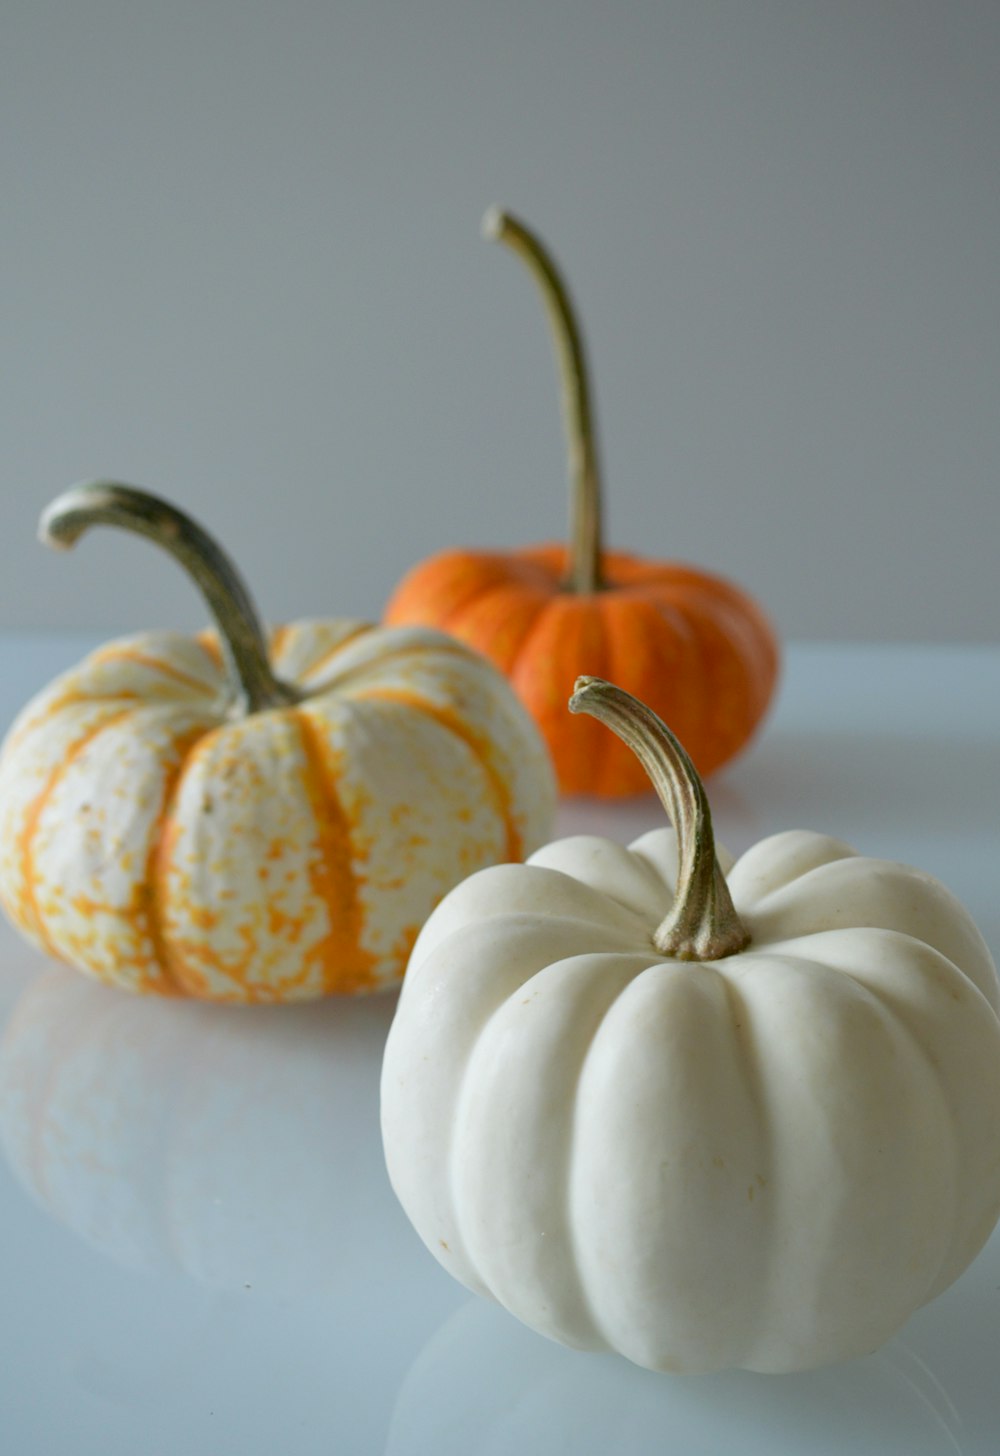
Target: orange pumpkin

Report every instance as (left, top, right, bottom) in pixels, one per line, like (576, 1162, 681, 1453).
(385, 209, 780, 797)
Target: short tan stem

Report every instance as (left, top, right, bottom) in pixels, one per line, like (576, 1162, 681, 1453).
(483, 207, 604, 595)
(40, 482, 299, 715)
(569, 677, 750, 960)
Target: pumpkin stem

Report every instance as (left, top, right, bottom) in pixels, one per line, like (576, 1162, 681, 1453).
(40, 482, 299, 715)
(483, 207, 604, 595)
(568, 677, 750, 960)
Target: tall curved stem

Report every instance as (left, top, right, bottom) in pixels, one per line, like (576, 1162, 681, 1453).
(483, 207, 604, 594)
(569, 677, 750, 960)
(41, 482, 298, 715)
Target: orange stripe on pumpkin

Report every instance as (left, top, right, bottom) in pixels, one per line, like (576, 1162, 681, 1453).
(268, 624, 292, 658)
(510, 595, 609, 797)
(294, 708, 379, 995)
(89, 646, 218, 696)
(143, 725, 284, 1002)
(302, 632, 480, 695)
(2, 688, 150, 759)
(195, 630, 224, 669)
(442, 583, 550, 673)
(297, 624, 375, 682)
(54, 723, 214, 995)
(16, 707, 138, 957)
(141, 724, 215, 995)
(353, 687, 522, 865)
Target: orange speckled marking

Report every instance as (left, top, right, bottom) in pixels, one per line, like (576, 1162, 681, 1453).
(267, 902, 305, 941)
(144, 727, 272, 999)
(17, 707, 137, 957)
(353, 688, 521, 864)
(132, 722, 211, 991)
(46, 723, 212, 994)
(294, 709, 379, 994)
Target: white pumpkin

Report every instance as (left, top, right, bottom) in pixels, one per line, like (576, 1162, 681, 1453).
(0, 483, 555, 1000)
(381, 677, 1000, 1374)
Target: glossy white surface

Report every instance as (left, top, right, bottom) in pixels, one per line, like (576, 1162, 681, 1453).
(2, 635, 999, 1454)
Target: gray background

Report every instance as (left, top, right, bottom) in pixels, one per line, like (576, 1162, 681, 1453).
(1, 0, 997, 641)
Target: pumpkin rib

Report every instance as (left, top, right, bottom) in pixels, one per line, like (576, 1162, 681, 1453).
(144, 724, 217, 997)
(646, 581, 778, 720)
(293, 623, 375, 684)
(16, 706, 139, 957)
(57, 712, 228, 998)
(320, 635, 480, 697)
(563, 953, 667, 1347)
(737, 949, 961, 1361)
(714, 968, 777, 1362)
(640, 591, 757, 777)
(264, 620, 372, 685)
(505, 592, 570, 686)
(145, 712, 353, 1004)
(593, 597, 699, 797)
(440, 581, 551, 674)
(572, 958, 767, 1366)
(1, 689, 143, 759)
(350, 687, 521, 864)
(439, 961, 530, 1292)
(88, 647, 217, 698)
(780, 934, 966, 1300)
(646, 598, 712, 764)
(388, 552, 530, 632)
(511, 597, 611, 796)
(457, 952, 655, 1345)
(140, 725, 235, 1000)
(437, 938, 594, 1260)
(674, 586, 777, 723)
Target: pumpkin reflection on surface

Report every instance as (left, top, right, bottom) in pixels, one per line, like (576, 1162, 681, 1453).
(385, 1298, 969, 1456)
(0, 967, 404, 1294)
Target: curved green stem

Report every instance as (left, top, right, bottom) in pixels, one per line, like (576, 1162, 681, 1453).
(569, 677, 750, 960)
(483, 207, 604, 594)
(40, 482, 299, 715)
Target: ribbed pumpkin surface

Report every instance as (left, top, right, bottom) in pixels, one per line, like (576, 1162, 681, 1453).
(387, 544, 778, 795)
(0, 620, 554, 1000)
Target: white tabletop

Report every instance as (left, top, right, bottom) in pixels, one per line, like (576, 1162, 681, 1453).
(1, 635, 999, 1455)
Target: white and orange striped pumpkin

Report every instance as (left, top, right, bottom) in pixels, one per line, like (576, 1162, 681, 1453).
(0, 483, 555, 1001)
